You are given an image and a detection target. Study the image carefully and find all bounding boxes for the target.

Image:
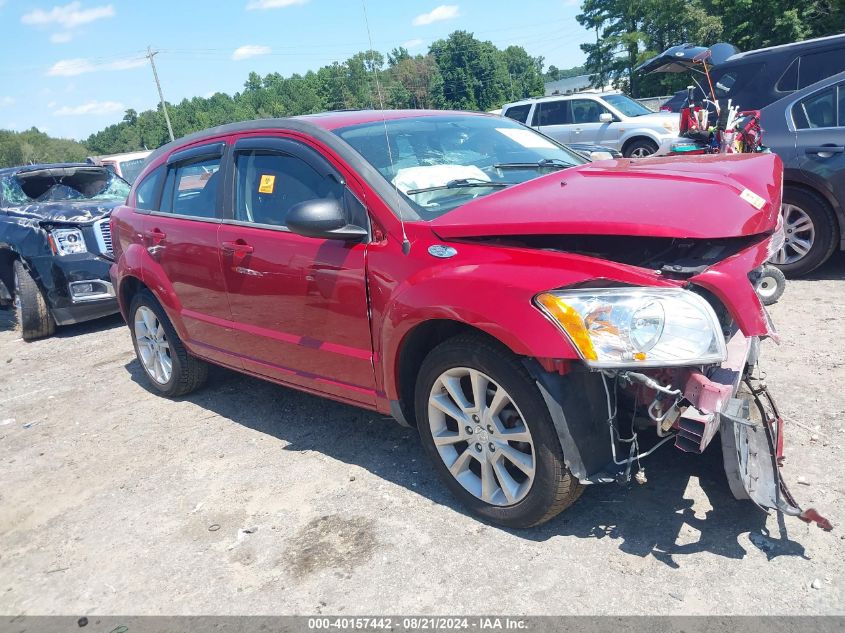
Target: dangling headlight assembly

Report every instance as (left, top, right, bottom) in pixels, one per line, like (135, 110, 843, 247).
(535, 287, 727, 368)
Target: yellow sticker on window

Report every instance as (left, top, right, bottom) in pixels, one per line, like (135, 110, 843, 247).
(258, 174, 276, 194)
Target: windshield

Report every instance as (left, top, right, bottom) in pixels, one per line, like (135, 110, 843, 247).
(603, 94, 653, 117)
(334, 114, 585, 220)
(5, 167, 130, 206)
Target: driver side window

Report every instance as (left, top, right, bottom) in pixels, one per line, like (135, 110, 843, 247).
(234, 151, 344, 227)
(569, 99, 609, 124)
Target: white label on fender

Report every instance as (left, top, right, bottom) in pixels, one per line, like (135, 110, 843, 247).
(740, 188, 766, 209)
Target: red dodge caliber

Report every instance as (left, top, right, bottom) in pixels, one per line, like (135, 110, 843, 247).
(110, 110, 829, 530)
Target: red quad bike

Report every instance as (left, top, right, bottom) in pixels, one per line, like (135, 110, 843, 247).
(110, 111, 831, 530)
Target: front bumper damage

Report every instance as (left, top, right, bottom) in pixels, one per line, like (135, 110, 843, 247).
(528, 332, 833, 531)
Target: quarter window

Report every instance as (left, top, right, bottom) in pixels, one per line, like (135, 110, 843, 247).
(161, 157, 221, 218)
(234, 151, 343, 227)
(503, 104, 532, 124)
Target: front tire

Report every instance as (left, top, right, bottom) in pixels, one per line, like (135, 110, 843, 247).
(415, 334, 582, 528)
(772, 188, 838, 277)
(623, 138, 658, 158)
(13, 259, 55, 341)
(129, 289, 207, 397)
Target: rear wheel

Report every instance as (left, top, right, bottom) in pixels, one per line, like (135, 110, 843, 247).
(13, 259, 55, 341)
(129, 289, 207, 397)
(771, 188, 838, 277)
(415, 334, 582, 528)
(623, 138, 658, 158)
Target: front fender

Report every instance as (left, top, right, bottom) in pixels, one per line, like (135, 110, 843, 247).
(375, 243, 682, 401)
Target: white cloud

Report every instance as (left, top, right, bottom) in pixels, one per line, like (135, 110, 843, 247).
(54, 100, 125, 116)
(0, 96, 14, 107)
(47, 56, 146, 76)
(50, 31, 73, 43)
(403, 38, 424, 49)
(21, 2, 114, 29)
(412, 4, 460, 26)
(246, 0, 308, 9)
(232, 45, 271, 61)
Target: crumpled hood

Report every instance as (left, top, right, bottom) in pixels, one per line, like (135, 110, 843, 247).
(4, 199, 121, 224)
(431, 153, 783, 241)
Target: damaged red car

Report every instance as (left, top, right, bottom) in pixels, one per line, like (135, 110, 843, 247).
(110, 110, 829, 530)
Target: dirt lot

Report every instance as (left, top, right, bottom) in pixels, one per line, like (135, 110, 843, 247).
(1, 255, 844, 616)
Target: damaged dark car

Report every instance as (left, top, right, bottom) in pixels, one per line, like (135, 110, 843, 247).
(0, 163, 128, 340)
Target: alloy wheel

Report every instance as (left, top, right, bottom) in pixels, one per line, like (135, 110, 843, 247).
(134, 305, 172, 385)
(428, 367, 535, 506)
(772, 203, 815, 265)
(630, 146, 654, 158)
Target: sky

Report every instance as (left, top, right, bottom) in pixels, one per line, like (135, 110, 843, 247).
(0, 0, 591, 140)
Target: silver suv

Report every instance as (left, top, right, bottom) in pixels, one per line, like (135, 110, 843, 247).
(503, 92, 684, 158)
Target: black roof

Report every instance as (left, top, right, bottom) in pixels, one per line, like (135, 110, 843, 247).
(0, 162, 110, 177)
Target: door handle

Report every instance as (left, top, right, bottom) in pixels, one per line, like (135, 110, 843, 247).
(221, 240, 254, 268)
(805, 145, 844, 155)
(144, 228, 166, 245)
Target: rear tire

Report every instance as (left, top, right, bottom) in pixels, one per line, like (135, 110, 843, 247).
(623, 138, 658, 158)
(129, 289, 208, 397)
(13, 259, 55, 341)
(772, 187, 838, 278)
(415, 334, 582, 528)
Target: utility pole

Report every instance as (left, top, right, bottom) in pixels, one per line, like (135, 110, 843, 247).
(146, 46, 175, 142)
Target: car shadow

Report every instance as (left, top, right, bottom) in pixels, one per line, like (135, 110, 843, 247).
(0, 307, 15, 333)
(54, 313, 125, 338)
(123, 359, 809, 567)
(803, 250, 845, 281)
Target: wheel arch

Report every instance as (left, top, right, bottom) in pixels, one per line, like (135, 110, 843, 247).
(392, 319, 503, 427)
(0, 248, 18, 301)
(782, 173, 844, 249)
(621, 134, 659, 156)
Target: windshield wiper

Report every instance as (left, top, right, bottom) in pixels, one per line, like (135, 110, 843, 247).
(405, 178, 509, 196)
(493, 158, 574, 171)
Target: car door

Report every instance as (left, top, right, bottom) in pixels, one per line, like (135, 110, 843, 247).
(568, 98, 620, 148)
(144, 141, 239, 366)
(531, 99, 572, 143)
(793, 82, 845, 206)
(217, 135, 376, 406)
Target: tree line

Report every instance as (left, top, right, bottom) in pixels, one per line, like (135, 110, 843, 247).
(84, 31, 547, 156)
(577, 0, 845, 96)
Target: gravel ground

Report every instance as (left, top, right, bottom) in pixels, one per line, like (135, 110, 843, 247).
(1, 254, 844, 616)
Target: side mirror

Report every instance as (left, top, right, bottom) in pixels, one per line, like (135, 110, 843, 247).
(286, 198, 368, 241)
(599, 112, 613, 123)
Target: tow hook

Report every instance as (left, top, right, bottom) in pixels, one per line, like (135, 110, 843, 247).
(721, 376, 833, 531)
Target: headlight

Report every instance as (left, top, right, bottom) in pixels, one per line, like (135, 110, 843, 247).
(535, 288, 726, 368)
(661, 120, 679, 134)
(50, 228, 88, 256)
(767, 212, 785, 261)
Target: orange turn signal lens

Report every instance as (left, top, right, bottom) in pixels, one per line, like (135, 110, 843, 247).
(536, 293, 598, 361)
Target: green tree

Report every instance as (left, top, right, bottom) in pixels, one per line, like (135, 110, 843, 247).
(429, 31, 510, 111)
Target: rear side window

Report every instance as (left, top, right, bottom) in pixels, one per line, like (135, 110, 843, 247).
(161, 157, 221, 218)
(234, 150, 343, 227)
(792, 86, 838, 129)
(799, 49, 845, 89)
(134, 166, 163, 211)
(533, 100, 570, 126)
(503, 104, 531, 124)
